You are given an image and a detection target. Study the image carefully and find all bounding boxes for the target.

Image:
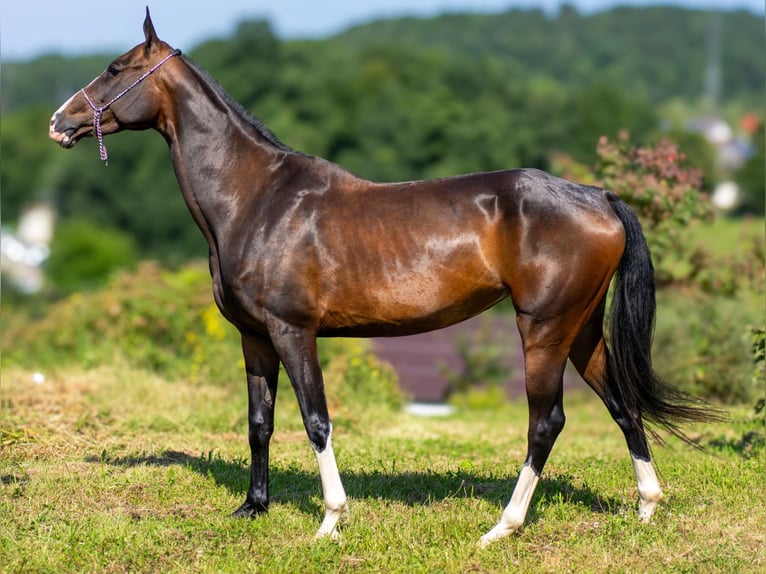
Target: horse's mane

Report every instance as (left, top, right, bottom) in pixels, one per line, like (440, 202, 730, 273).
(180, 54, 293, 153)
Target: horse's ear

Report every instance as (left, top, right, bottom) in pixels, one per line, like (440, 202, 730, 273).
(143, 7, 160, 51)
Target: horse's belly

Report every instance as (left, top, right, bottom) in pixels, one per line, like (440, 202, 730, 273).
(319, 274, 508, 337)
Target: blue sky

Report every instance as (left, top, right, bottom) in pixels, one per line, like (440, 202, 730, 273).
(1, 1, 762, 61)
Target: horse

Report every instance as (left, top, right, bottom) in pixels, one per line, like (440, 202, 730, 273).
(49, 9, 718, 546)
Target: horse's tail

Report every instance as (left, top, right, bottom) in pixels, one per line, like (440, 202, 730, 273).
(605, 192, 724, 443)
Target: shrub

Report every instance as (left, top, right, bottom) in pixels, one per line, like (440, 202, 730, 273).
(2, 261, 236, 378)
(553, 133, 716, 285)
(752, 328, 765, 423)
(2, 261, 404, 418)
(593, 134, 714, 284)
(320, 338, 404, 424)
(437, 317, 516, 409)
(46, 219, 138, 293)
(653, 290, 760, 404)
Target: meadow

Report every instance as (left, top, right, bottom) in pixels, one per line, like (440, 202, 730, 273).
(2, 359, 763, 573)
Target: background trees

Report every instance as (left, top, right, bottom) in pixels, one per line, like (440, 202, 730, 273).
(2, 5, 762, 288)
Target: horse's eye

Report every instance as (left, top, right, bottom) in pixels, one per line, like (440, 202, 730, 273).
(106, 65, 119, 77)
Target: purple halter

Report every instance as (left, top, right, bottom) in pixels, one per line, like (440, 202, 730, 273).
(81, 49, 180, 165)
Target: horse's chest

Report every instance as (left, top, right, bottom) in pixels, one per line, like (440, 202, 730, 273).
(210, 265, 268, 334)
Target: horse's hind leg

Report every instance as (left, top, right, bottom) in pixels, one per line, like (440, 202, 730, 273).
(569, 300, 663, 521)
(480, 314, 569, 547)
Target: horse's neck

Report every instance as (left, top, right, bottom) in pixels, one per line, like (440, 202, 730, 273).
(160, 66, 288, 242)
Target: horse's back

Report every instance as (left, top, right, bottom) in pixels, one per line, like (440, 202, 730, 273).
(305, 166, 625, 336)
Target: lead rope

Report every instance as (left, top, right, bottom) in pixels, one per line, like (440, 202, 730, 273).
(81, 49, 180, 165)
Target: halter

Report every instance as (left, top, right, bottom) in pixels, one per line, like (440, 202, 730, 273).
(81, 49, 180, 165)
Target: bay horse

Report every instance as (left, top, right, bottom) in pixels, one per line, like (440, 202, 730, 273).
(49, 9, 717, 546)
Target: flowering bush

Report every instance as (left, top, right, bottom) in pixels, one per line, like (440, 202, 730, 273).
(598, 135, 709, 263)
(581, 133, 711, 284)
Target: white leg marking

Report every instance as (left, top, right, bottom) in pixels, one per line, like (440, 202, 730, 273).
(313, 430, 348, 540)
(632, 455, 663, 522)
(52, 91, 78, 119)
(479, 464, 540, 547)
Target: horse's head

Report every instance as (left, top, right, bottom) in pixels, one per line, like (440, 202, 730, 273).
(49, 8, 179, 161)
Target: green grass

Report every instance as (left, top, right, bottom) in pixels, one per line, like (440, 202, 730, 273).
(1, 364, 764, 573)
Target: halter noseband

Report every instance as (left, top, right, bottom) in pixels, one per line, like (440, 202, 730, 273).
(81, 49, 180, 165)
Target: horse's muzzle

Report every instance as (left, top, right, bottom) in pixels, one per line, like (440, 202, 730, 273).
(49, 113, 82, 149)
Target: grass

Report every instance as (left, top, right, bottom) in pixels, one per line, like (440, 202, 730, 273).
(1, 363, 764, 573)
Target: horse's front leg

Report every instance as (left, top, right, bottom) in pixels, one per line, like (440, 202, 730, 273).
(269, 319, 348, 540)
(232, 334, 280, 517)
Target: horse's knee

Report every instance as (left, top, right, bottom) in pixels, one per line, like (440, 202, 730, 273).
(249, 419, 273, 448)
(247, 374, 277, 450)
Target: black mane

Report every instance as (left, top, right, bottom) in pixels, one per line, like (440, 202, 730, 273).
(180, 54, 293, 153)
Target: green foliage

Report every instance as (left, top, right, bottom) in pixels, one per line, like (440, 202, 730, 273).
(650, 215, 764, 404)
(439, 318, 514, 407)
(321, 339, 405, 421)
(2, 261, 230, 377)
(447, 385, 508, 411)
(736, 121, 765, 214)
(653, 290, 761, 404)
(752, 328, 765, 423)
(1, 261, 403, 417)
(2, 54, 108, 113)
(336, 6, 764, 107)
(191, 20, 281, 105)
(46, 219, 138, 292)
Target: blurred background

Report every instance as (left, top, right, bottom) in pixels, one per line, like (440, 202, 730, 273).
(1, 1, 763, 409)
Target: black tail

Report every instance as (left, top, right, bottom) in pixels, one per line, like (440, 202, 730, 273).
(606, 193, 725, 444)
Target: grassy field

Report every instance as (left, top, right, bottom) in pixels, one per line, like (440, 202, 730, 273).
(1, 363, 763, 573)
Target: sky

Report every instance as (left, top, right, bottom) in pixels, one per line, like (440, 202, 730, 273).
(1, 0, 763, 61)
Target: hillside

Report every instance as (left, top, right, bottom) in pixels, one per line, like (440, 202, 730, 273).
(334, 6, 763, 106)
(3, 6, 763, 112)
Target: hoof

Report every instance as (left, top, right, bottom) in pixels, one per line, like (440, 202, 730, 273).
(478, 525, 516, 548)
(314, 528, 342, 542)
(231, 501, 268, 518)
(638, 493, 662, 523)
(314, 502, 349, 541)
